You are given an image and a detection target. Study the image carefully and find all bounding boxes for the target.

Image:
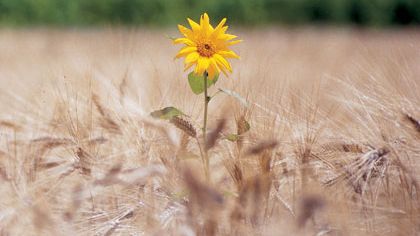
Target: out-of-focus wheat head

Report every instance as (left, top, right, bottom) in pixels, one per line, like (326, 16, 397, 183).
(0, 29, 419, 235)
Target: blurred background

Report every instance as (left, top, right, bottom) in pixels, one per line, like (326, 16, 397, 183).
(0, 2, 419, 235)
(0, 0, 419, 27)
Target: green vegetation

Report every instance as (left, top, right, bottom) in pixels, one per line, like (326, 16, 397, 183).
(0, 0, 419, 27)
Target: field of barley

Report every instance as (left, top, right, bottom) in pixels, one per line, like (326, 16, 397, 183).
(0, 28, 419, 235)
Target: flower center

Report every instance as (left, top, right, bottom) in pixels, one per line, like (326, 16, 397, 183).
(197, 42, 215, 57)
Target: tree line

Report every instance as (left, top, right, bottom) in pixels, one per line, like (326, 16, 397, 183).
(0, 0, 418, 27)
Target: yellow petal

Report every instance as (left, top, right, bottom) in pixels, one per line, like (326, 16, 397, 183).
(220, 26, 228, 34)
(173, 37, 196, 46)
(228, 40, 242, 45)
(187, 18, 201, 32)
(218, 50, 240, 59)
(200, 13, 210, 27)
(207, 66, 216, 79)
(200, 13, 214, 35)
(175, 46, 197, 58)
(209, 57, 219, 70)
(207, 58, 219, 79)
(214, 18, 226, 32)
(213, 54, 232, 72)
(211, 18, 227, 38)
(218, 64, 229, 77)
(219, 33, 237, 41)
(195, 57, 210, 75)
(178, 24, 192, 38)
(185, 52, 199, 64)
(184, 62, 195, 71)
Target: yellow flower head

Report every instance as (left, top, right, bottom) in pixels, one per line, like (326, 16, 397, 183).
(174, 13, 241, 79)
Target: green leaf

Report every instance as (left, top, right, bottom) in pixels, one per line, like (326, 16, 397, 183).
(188, 72, 219, 95)
(225, 134, 240, 142)
(150, 107, 184, 120)
(219, 88, 248, 107)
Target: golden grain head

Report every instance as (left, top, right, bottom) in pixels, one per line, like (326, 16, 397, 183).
(170, 116, 197, 138)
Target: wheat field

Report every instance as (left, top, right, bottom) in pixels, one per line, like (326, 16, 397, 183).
(0, 28, 419, 235)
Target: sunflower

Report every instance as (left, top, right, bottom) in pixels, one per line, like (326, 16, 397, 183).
(174, 13, 241, 79)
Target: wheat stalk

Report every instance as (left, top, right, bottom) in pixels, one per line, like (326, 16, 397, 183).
(92, 93, 121, 134)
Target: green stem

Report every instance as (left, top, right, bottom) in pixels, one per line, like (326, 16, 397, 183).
(203, 72, 209, 140)
(203, 71, 210, 181)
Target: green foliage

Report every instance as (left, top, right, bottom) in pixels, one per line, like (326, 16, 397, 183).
(150, 106, 184, 120)
(0, 0, 418, 27)
(187, 72, 218, 95)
